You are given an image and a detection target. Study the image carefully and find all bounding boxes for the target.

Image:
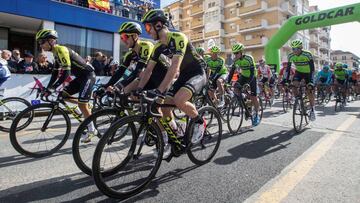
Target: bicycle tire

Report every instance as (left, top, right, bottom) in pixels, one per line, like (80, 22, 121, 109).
(187, 106, 222, 165)
(227, 97, 243, 135)
(72, 108, 127, 176)
(92, 115, 163, 199)
(9, 103, 71, 158)
(292, 99, 303, 133)
(282, 92, 291, 113)
(0, 97, 33, 132)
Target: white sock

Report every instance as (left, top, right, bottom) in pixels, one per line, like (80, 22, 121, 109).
(162, 131, 168, 145)
(88, 122, 95, 132)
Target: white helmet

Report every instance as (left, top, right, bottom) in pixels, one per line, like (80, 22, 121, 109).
(110, 60, 119, 66)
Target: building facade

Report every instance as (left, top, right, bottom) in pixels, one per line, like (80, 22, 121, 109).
(166, 0, 318, 65)
(331, 50, 360, 69)
(0, 0, 160, 61)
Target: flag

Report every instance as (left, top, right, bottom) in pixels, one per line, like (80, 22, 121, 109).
(88, 0, 110, 12)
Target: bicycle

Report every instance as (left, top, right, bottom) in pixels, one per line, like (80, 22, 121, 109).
(334, 83, 346, 112)
(316, 83, 331, 105)
(259, 81, 274, 109)
(227, 83, 264, 134)
(292, 81, 312, 133)
(92, 91, 222, 199)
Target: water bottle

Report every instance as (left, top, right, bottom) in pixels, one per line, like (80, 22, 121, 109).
(72, 106, 82, 116)
(176, 118, 187, 137)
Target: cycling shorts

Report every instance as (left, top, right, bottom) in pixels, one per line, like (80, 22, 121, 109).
(237, 76, 257, 96)
(294, 71, 314, 86)
(63, 72, 96, 103)
(167, 69, 206, 97)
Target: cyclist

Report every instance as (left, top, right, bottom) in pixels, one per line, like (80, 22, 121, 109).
(207, 45, 228, 107)
(351, 67, 360, 95)
(286, 39, 316, 121)
(141, 9, 207, 145)
(227, 43, 260, 126)
(315, 65, 332, 97)
(196, 47, 209, 60)
(333, 62, 348, 104)
(278, 61, 295, 94)
(36, 29, 96, 138)
(0, 58, 11, 88)
(257, 59, 274, 101)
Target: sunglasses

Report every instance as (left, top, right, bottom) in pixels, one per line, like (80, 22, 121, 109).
(233, 52, 241, 55)
(145, 23, 152, 33)
(292, 48, 301, 51)
(120, 33, 134, 42)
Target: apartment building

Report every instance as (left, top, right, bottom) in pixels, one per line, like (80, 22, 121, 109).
(309, 5, 332, 68)
(331, 50, 360, 69)
(165, 0, 311, 65)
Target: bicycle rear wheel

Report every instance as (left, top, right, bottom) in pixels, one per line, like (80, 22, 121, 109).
(282, 91, 292, 113)
(9, 103, 71, 157)
(227, 97, 243, 135)
(72, 108, 127, 176)
(92, 115, 163, 200)
(292, 99, 304, 133)
(0, 97, 33, 132)
(187, 106, 222, 165)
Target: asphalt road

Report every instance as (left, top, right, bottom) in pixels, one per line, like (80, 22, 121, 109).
(0, 98, 359, 203)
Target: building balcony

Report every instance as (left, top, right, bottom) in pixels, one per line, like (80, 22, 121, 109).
(237, 19, 268, 33)
(190, 0, 200, 3)
(319, 42, 329, 51)
(243, 37, 268, 49)
(204, 29, 225, 39)
(237, 0, 268, 17)
(190, 19, 204, 29)
(190, 4, 204, 16)
(190, 32, 204, 42)
(281, 1, 296, 16)
(319, 32, 329, 40)
(310, 48, 320, 58)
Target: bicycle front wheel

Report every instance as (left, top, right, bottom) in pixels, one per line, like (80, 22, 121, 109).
(227, 97, 243, 135)
(187, 106, 222, 165)
(9, 103, 71, 158)
(292, 99, 304, 133)
(92, 115, 163, 200)
(0, 97, 33, 132)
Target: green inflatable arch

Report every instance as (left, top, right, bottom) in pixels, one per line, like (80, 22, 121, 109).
(265, 2, 360, 72)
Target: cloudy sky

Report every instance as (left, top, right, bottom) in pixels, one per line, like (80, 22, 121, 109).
(160, 0, 360, 57)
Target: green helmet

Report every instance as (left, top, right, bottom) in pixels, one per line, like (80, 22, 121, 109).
(232, 43, 244, 53)
(196, 47, 205, 54)
(342, 63, 348, 69)
(36, 29, 58, 41)
(118, 22, 142, 34)
(209, 46, 220, 53)
(290, 39, 303, 48)
(141, 9, 169, 25)
(335, 62, 343, 68)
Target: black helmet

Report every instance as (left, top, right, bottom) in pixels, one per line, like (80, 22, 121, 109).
(141, 9, 169, 26)
(118, 22, 142, 34)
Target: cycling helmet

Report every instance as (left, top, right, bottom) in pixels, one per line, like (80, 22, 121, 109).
(335, 62, 343, 68)
(141, 9, 169, 25)
(36, 29, 58, 41)
(323, 65, 330, 71)
(290, 39, 303, 48)
(196, 47, 205, 55)
(232, 43, 245, 53)
(109, 60, 119, 66)
(210, 46, 220, 53)
(342, 63, 348, 69)
(118, 22, 142, 34)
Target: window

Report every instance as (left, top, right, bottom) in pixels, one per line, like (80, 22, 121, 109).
(56, 24, 87, 56)
(230, 23, 236, 30)
(342, 56, 346, 60)
(244, 0, 257, 7)
(333, 56, 337, 60)
(0, 28, 8, 50)
(87, 29, 113, 57)
(245, 35, 252, 41)
(230, 8, 235, 14)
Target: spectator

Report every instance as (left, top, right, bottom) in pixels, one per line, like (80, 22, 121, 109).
(92, 52, 105, 76)
(36, 53, 54, 74)
(17, 52, 39, 74)
(1, 50, 17, 73)
(103, 56, 113, 76)
(108, 59, 119, 76)
(11, 49, 22, 63)
(85, 55, 92, 63)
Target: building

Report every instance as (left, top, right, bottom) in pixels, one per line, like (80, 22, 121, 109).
(165, 0, 312, 65)
(0, 0, 159, 61)
(331, 50, 360, 69)
(309, 5, 331, 69)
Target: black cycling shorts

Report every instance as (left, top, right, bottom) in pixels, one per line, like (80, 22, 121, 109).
(209, 73, 227, 89)
(293, 71, 314, 85)
(63, 72, 96, 103)
(167, 70, 206, 97)
(336, 79, 346, 86)
(237, 76, 258, 96)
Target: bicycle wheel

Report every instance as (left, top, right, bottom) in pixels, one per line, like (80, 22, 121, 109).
(227, 97, 243, 135)
(72, 108, 127, 176)
(0, 97, 33, 132)
(292, 98, 304, 133)
(187, 106, 222, 165)
(9, 103, 71, 158)
(92, 115, 163, 199)
(257, 97, 264, 121)
(220, 94, 232, 122)
(282, 92, 291, 113)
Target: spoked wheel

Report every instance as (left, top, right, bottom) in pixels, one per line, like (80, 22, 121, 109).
(334, 95, 345, 112)
(92, 115, 163, 200)
(292, 99, 304, 133)
(0, 97, 33, 132)
(227, 98, 243, 135)
(219, 94, 232, 122)
(282, 91, 293, 113)
(9, 104, 71, 158)
(72, 108, 127, 176)
(187, 106, 222, 165)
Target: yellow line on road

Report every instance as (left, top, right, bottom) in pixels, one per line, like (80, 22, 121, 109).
(252, 115, 357, 203)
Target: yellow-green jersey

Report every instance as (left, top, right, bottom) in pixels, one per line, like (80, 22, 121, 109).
(287, 50, 314, 74)
(232, 54, 257, 78)
(206, 56, 228, 75)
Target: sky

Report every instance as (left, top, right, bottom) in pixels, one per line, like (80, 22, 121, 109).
(160, 0, 360, 57)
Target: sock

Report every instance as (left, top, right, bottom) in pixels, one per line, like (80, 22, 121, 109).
(162, 131, 168, 144)
(88, 122, 95, 132)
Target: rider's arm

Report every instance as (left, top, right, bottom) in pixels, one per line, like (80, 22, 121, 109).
(49, 46, 71, 89)
(285, 61, 292, 81)
(104, 65, 126, 88)
(137, 61, 156, 89)
(227, 64, 236, 84)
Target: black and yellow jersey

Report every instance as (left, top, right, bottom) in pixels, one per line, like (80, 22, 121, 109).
(150, 32, 206, 74)
(52, 45, 94, 77)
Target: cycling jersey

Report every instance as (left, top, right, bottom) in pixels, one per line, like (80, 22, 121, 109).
(0, 59, 11, 87)
(334, 69, 348, 81)
(150, 31, 206, 74)
(287, 50, 314, 74)
(258, 65, 271, 78)
(316, 70, 332, 84)
(230, 54, 257, 78)
(207, 56, 227, 75)
(279, 66, 295, 80)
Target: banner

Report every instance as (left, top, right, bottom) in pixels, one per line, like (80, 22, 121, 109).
(88, 0, 110, 11)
